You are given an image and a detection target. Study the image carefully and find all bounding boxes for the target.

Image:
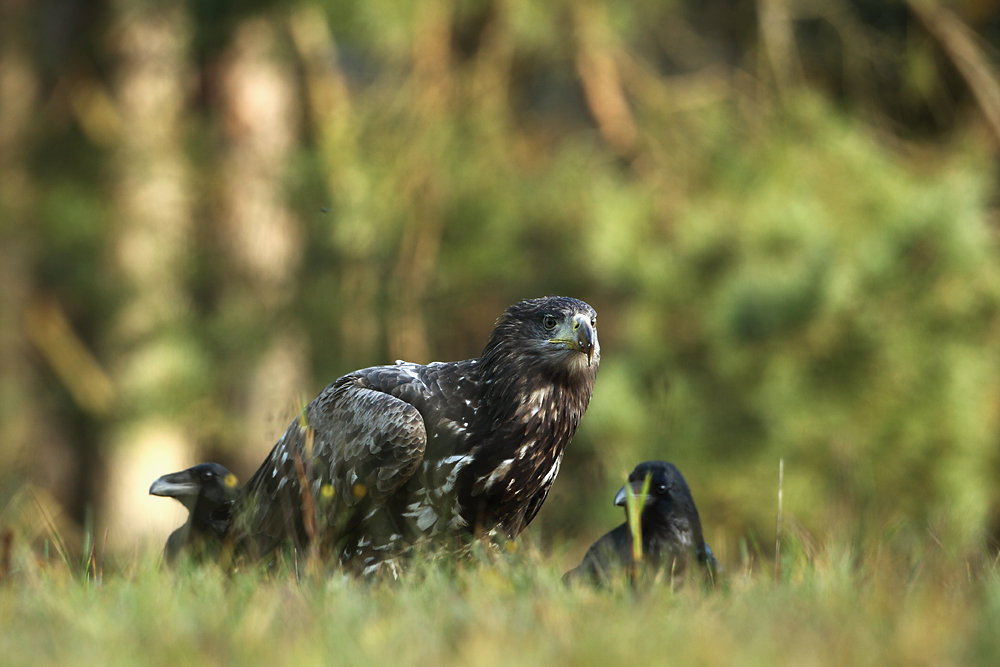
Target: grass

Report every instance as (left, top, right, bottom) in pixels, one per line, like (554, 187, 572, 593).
(1, 529, 999, 667)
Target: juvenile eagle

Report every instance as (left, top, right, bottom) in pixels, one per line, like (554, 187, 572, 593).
(564, 460, 719, 585)
(149, 463, 241, 563)
(240, 296, 599, 573)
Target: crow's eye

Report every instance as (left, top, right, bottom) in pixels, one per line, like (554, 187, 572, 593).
(203, 471, 215, 480)
(657, 484, 668, 494)
(543, 315, 558, 330)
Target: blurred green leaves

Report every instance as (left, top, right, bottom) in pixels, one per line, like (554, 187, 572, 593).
(8, 0, 1000, 553)
(583, 94, 1000, 547)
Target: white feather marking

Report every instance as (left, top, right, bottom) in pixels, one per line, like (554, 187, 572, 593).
(403, 501, 439, 532)
(540, 457, 562, 487)
(360, 559, 401, 579)
(517, 441, 536, 459)
(399, 365, 422, 381)
(519, 386, 552, 421)
(483, 458, 516, 489)
(441, 455, 473, 493)
(530, 387, 550, 403)
(449, 504, 468, 528)
(438, 420, 466, 437)
(416, 506, 438, 531)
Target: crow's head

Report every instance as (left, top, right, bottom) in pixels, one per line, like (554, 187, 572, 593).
(613, 460, 703, 553)
(483, 296, 599, 377)
(150, 463, 240, 520)
(150, 463, 240, 562)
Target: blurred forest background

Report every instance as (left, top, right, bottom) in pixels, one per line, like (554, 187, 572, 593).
(5, 0, 1000, 566)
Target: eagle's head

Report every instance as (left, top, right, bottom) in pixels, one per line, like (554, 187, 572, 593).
(482, 296, 600, 379)
(150, 463, 241, 518)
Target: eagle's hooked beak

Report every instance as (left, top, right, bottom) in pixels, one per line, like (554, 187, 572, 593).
(571, 313, 597, 366)
(548, 312, 598, 365)
(614, 480, 656, 508)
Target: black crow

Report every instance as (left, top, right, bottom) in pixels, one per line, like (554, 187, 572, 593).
(565, 460, 719, 585)
(150, 463, 241, 563)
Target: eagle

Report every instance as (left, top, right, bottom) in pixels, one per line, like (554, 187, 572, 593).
(238, 296, 599, 574)
(149, 463, 241, 563)
(564, 460, 719, 585)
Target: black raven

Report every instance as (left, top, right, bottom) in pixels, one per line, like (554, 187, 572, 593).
(149, 463, 241, 563)
(239, 296, 599, 575)
(564, 460, 719, 585)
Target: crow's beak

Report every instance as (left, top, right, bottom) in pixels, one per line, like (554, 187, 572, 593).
(149, 469, 200, 499)
(614, 480, 655, 508)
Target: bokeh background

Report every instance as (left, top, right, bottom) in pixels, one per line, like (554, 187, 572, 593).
(4, 0, 1000, 566)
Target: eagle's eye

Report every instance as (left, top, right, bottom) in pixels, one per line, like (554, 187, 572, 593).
(543, 315, 558, 330)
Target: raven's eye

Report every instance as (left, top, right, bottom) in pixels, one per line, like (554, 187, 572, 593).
(543, 315, 557, 330)
(657, 484, 667, 494)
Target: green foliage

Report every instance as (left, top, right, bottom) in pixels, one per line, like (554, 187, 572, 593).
(561, 94, 1000, 550)
(7, 0, 1000, 560)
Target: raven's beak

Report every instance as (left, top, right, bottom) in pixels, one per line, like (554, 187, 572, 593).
(614, 480, 655, 507)
(149, 469, 200, 499)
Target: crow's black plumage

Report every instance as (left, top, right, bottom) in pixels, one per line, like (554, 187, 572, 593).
(564, 460, 719, 585)
(149, 463, 241, 562)
(239, 296, 599, 574)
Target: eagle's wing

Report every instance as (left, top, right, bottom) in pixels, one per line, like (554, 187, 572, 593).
(313, 375, 428, 505)
(241, 372, 428, 553)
